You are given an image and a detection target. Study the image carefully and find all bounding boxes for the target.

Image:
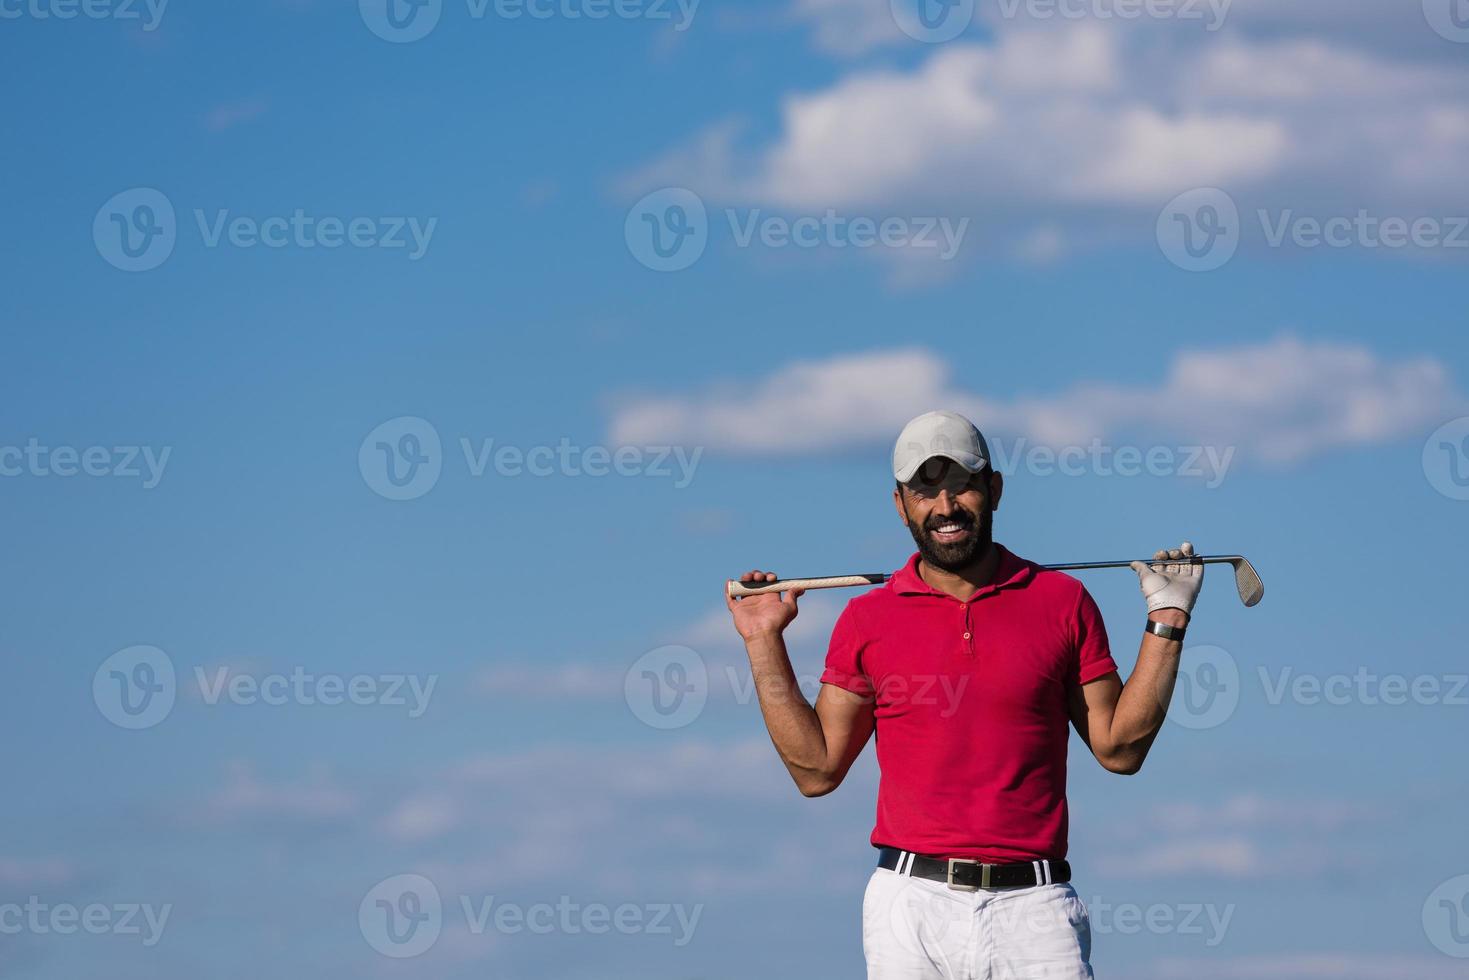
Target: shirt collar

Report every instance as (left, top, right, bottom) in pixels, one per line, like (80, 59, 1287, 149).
(890, 543, 1034, 601)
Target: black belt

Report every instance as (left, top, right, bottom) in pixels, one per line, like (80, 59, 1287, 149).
(878, 847, 1071, 891)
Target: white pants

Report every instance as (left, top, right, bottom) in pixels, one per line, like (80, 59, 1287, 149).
(862, 867, 1094, 980)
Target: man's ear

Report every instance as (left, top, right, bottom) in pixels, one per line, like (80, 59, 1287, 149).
(894, 486, 909, 525)
(987, 469, 1004, 511)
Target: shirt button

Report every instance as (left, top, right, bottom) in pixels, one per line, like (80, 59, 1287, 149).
(963, 632, 971, 640)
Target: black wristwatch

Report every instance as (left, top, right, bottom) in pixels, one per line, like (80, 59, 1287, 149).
(1144, 619, 1187, 642)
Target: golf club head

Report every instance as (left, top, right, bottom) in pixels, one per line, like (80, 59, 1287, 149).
(1226, 556, 1265, 607)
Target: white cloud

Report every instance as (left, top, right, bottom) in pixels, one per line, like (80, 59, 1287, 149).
(1101, 792, 1386, 880)
(789, 0, 1456, 61)
(625, 21, 1469, 248)
(608, 336, 1465, 465)
(0, 857, 79, 889)
(1098, 834, 1274, 877)
(472, 662, 624, 699)
(189, 762, 360, 832)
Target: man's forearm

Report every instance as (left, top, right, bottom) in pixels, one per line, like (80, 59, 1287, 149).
(743, 631, 835, 791)
(1107, 609, 1189, 768)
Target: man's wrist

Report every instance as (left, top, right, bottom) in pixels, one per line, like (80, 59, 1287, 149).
(1148, 607, 1191, 628)
(743, 629, 788, 651)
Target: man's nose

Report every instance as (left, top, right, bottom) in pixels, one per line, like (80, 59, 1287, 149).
(930, 489, 957, 513)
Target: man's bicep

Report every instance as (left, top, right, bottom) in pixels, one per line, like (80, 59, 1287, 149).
(815, 682, 875, 776)
(1067, 670, 1121, 748)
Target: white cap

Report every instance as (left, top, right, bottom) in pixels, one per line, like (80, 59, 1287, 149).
(892, 411, 991, 483)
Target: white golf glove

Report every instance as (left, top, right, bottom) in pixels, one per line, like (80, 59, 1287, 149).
(1130, 541, 1204, 615)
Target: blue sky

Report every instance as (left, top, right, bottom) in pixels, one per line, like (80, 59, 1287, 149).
(3, 1, 1469, 977)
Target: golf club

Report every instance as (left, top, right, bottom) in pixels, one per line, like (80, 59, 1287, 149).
(727, 555, 1264, 607)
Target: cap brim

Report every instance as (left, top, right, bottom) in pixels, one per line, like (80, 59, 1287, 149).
(894, 451, 988, 483)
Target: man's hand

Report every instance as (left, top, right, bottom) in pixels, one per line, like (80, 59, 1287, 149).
(1129, 541, 1203, 619)
(726, 570, 804, 641)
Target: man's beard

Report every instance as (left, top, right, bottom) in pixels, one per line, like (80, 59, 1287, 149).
(906, 503, 994, 573)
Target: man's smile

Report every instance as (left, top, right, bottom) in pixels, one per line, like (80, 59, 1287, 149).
(928, 518, 973, 544)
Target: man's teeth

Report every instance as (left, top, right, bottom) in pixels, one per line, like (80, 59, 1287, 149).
(936, 524, 965, 533)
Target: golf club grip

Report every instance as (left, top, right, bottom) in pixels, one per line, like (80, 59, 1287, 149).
(727, 574, 887, 597)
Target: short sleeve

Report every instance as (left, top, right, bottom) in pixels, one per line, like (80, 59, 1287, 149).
(1073, 585, 1118, 686)
(819, 602, 874, 698)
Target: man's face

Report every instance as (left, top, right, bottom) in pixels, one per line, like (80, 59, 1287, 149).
(894, 457, 1002, 572)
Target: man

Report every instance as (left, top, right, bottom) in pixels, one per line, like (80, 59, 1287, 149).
(724, 410, 1202, 979)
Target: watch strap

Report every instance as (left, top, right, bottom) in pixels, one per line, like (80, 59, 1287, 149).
(1145, 619, 1187, 641)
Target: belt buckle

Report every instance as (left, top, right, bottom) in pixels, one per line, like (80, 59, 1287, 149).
(945, 858, 988, 892)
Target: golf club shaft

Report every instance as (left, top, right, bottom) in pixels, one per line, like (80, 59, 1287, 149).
(727, 556, 1250, 598)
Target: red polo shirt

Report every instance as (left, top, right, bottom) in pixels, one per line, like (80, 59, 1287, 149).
(820, 544, 1117, 862)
